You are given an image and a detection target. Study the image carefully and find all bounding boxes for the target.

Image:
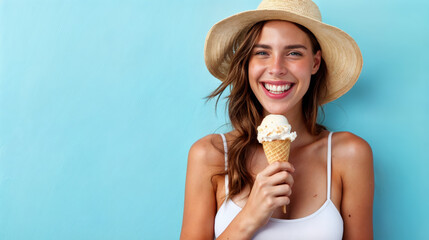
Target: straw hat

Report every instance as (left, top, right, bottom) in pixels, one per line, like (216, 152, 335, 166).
(204, 0, 363, 104)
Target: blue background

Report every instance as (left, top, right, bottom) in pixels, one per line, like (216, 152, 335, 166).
(0, 0, 428, 239)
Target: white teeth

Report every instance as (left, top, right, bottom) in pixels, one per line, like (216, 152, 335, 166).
(263, 83, 291, 94)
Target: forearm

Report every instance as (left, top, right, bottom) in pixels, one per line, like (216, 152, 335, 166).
(217, 211, 259, 240)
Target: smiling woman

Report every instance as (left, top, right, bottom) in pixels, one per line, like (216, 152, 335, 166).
(181, 0, 374, 239)
(248, 21, 322, 116)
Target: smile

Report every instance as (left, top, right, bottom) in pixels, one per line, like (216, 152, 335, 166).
(263, 83, 292, 94)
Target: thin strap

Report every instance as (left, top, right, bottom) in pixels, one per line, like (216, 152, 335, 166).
(219, 134, 228, 195)
(327, 132, 333, 200)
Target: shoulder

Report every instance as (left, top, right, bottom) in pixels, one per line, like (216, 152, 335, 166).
(188, 134, 226, 170)
(181, 134, 227, 239)
(331, 131, 372, 159)
(331, 132, 374, 237)
(331, 131, 373, 175)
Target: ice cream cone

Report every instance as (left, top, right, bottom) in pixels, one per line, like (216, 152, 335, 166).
(262, 139, 291, 164)
(257, 114, 297, 215)
(262, 139, 291, 214)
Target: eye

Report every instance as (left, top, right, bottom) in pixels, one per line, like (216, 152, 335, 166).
(288, 51, 303, 56)
(254, 51, 268, 56)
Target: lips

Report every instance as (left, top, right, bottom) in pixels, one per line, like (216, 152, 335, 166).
(261, 81, 294, 99)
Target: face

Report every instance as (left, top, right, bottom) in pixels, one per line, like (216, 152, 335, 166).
(248, 21, 321, 116)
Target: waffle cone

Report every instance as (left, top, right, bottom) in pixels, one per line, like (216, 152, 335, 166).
(262, 139, 291, 214)
(262, 139, 291, 164)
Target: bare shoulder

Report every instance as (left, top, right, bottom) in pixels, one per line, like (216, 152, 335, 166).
(188, 134, 226, 170)
(181, 134, 227, 239)
(331, 131, 373, 174)
(331, 132, 374, 238)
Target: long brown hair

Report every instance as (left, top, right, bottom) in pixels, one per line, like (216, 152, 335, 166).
(207, 21, 328, 199)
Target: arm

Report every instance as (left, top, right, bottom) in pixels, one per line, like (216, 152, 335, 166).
(180, 136, 221, 239)
(217, 161, 295, 239)
(336, 133, 374, 240)
(180, 135, 295, 239)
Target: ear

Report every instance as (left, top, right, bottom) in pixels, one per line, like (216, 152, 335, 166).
(311, 50, 322, 75)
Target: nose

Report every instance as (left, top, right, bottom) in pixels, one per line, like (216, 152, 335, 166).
(268, 55, 287, 77)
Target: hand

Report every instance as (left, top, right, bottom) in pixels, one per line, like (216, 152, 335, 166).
(242, 161, 295, 229)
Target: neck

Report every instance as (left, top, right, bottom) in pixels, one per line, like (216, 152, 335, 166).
(276, 102, 317, 149)
(286, 109, 311, 147)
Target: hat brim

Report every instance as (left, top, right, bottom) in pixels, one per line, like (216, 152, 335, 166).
(204, 10, 363, 104)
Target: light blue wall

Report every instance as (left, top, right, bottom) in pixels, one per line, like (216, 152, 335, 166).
(0, 0, 427, 239)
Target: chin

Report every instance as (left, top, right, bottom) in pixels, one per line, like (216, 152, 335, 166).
(261, 100, 302, 116)
(262, 106, 289, 115)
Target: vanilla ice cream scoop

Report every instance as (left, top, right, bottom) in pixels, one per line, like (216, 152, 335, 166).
(257, 114, 297, 143)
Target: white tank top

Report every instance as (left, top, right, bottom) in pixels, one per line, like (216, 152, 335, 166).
(214, 132, 343, 239)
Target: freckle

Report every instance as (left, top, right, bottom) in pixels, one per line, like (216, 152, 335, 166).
(348, 214, 352, 218)
(313, 194, 318, 198)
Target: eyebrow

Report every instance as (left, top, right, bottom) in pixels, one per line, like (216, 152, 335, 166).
(254, 44, 307, 50)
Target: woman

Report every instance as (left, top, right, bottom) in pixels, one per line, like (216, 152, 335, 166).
(181, 0, 374, 239)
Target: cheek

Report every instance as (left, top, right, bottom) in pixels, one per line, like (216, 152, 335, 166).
(248, 60, 263, 88)
(291, 61, 314, 79)
(248, 61, 261, 80)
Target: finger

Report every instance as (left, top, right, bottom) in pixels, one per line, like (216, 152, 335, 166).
(262, 161, 295, 176)
(258, 187, 291, 210)
(274, 196, 291, 206)
(264, 194, 291, 210)
(268, 184, 292, 197)
(268, 170, 294, 187)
